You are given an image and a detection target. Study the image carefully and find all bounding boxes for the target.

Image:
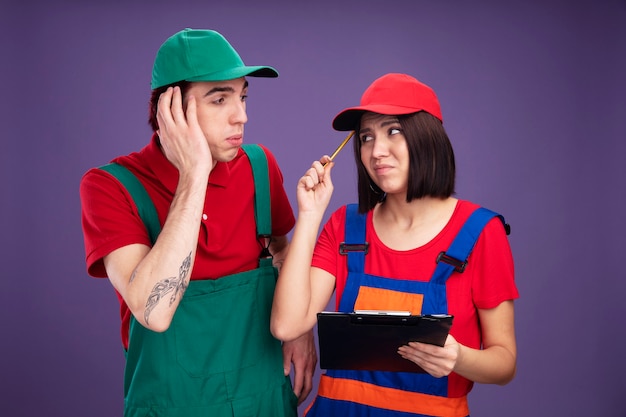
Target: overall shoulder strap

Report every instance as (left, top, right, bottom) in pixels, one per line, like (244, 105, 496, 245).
(99, 163, 161, 245)
(341, 203, 368, 274)
(241, 144, 271, 236)
(431, 207, 509, 285)
(241, 144, 272, 261)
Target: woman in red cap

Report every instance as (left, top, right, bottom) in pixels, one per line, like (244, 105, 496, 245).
(272, 73, 518, 416)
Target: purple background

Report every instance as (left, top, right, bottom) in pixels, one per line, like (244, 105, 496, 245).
(2, 0, 625, 416)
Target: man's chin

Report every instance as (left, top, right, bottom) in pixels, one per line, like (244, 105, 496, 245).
(215, 147, 241, 163)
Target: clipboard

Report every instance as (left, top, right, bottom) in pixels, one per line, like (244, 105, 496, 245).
(316, 311, 453, 373)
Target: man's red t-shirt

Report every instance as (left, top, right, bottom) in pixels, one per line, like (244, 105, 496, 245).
(80, 136, 295, 348)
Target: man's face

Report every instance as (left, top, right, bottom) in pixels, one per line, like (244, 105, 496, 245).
(184, 77, 249, 163)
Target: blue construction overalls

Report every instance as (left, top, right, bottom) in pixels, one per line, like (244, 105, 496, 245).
(305, 203, 507, 417)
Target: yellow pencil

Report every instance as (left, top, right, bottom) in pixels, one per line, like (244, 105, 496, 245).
(325, 131, 354, 166)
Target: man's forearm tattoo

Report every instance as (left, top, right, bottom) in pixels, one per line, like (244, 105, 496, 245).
(144, 252, 191, 325)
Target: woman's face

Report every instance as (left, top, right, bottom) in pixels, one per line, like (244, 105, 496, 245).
(359, 112, 409, 196)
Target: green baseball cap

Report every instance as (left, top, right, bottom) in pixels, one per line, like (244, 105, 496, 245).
(151, 28, 278, 89)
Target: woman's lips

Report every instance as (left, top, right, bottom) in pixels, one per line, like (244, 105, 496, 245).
(374, 165, 393, 175)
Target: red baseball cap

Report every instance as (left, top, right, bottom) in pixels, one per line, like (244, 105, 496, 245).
(332, 73, 443, 131)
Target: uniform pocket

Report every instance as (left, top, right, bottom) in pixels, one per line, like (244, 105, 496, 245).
(173, 275, 264, 377)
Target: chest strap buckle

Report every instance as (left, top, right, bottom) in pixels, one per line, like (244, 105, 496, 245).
(339, 242, 369, 255)
(436, 251, 467, 273)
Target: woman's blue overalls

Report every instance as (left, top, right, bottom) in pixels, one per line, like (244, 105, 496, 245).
(305, 204, 506, 417)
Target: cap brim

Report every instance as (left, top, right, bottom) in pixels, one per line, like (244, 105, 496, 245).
(332, 104, 420, 131)
(187, 65, 278, 82)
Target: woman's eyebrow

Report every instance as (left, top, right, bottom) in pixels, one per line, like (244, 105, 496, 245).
(361, 118, 399, 132)
(380, 118, 400, 127)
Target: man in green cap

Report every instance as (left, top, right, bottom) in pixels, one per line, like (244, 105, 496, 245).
(80, 28, 316, 416)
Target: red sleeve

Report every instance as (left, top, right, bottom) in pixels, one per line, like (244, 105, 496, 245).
(79, 168, 152, 278)
(260, 145, 296, 236)
(312, 206, 349, 303)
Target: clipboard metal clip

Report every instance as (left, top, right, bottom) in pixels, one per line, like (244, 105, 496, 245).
(339, 242, 369, 255)
(436, 251, 467, 273)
